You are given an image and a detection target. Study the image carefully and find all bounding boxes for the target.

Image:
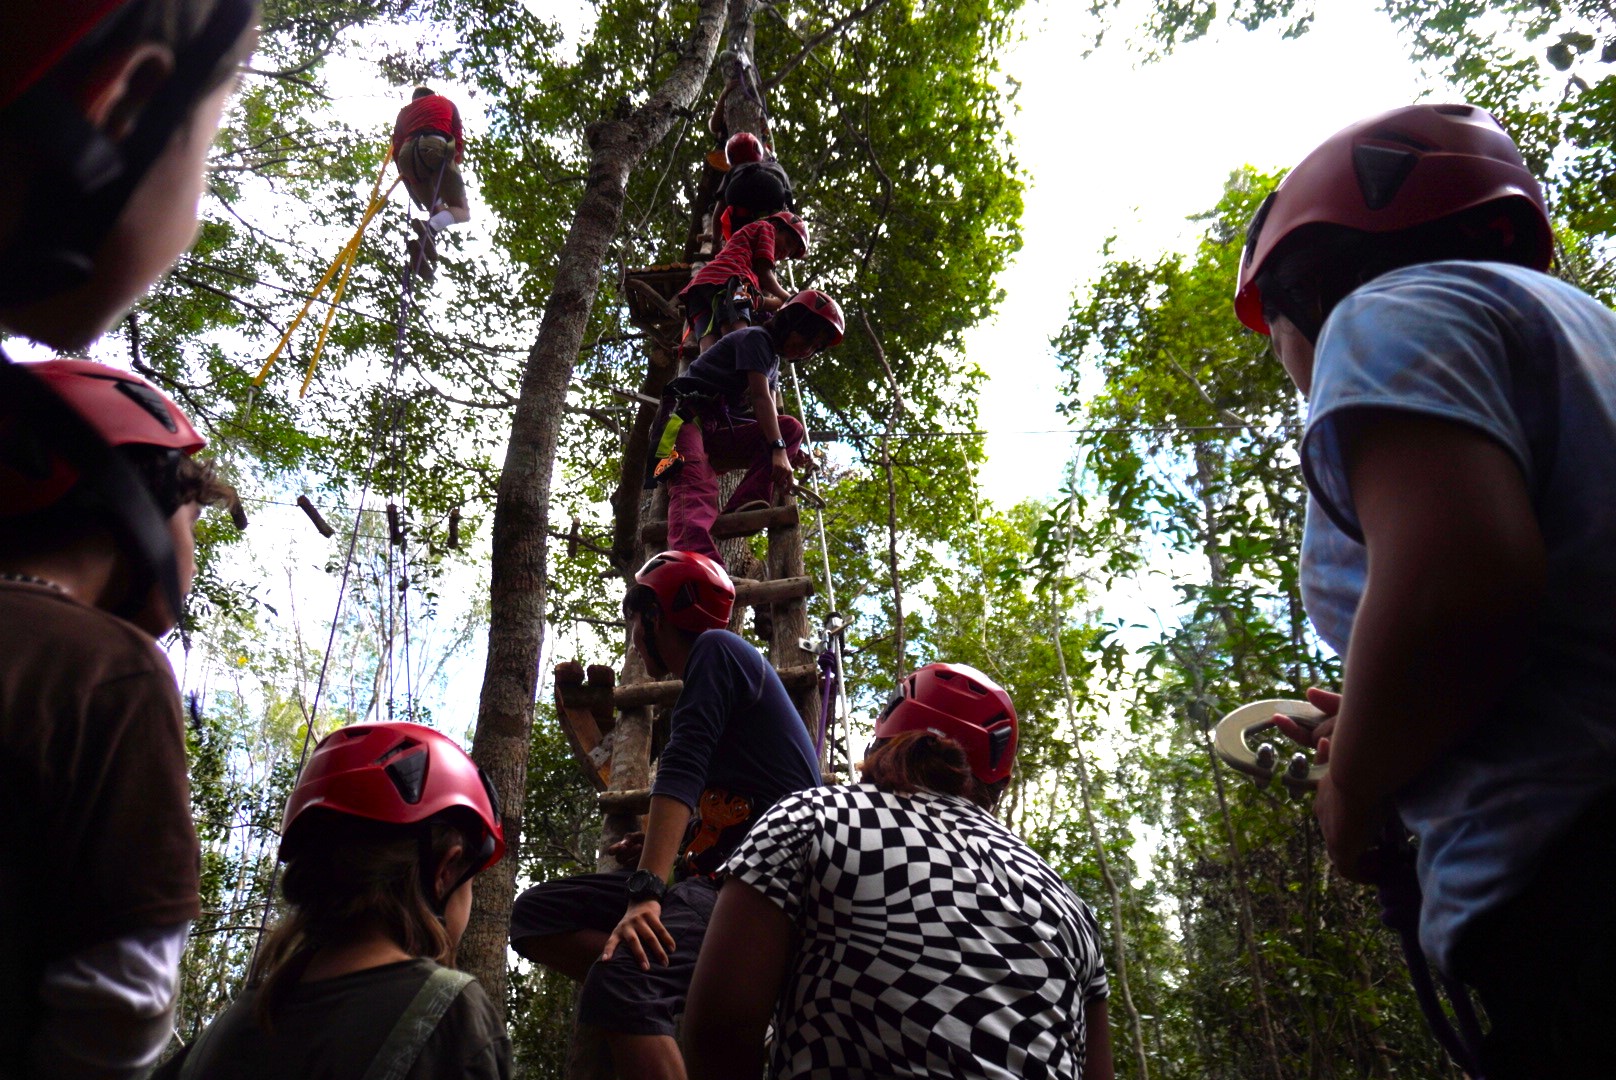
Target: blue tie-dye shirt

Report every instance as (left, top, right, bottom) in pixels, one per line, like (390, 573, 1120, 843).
(1299, 261, 1616, 974)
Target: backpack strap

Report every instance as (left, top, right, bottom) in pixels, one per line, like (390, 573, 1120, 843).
(359, 966, 475, 1080)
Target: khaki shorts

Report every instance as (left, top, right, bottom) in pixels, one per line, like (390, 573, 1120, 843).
(396, 134, 467, 210)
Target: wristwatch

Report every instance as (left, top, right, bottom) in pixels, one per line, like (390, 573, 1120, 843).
(768, 437, 787, 450)
(625, 869, 667, 905)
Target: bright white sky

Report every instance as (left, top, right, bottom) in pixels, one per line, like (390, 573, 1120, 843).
(970, 0, 1437, 503)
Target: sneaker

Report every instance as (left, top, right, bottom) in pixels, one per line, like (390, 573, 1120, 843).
(406, 237, 435, 283)
(727, 499, 770, 515)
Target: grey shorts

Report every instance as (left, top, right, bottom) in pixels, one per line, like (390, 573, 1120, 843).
(396, 134, 467, 210)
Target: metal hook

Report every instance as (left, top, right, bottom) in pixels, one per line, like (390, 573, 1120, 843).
(1211, 697, 1328, 798)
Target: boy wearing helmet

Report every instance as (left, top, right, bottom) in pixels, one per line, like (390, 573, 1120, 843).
(154, 722, 510, 1078)
(710, 132, 795, 247)
(511, 551, 821, 1079)
(0, 0, 257, 1074)
(680, 211, 809, 354)
(650, 289, 844, 564)
(392, 86, 471, 283)
(685, 662, 1113, 1080)
(1239, 104, 1616, 1076)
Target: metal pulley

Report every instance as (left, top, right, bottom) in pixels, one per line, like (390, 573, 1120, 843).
(1211, 697, 1328, 798)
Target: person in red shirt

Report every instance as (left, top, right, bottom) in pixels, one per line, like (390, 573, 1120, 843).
(678, 211, 809, 353)
(391, 87, 471, 282)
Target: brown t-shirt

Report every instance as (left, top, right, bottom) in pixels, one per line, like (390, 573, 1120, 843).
(0, 581, 200, 1060)
(154, 959, 512, 1080)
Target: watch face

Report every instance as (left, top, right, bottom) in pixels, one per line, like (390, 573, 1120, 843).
(627, 870, 664, 900)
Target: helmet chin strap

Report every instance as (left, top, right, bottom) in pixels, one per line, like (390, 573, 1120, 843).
(640, 610, 672, 676)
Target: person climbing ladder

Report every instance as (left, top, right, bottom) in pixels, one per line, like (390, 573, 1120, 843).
(679, 210, 810, 354)
(392, 86, 471, 283)
(710, 132, 795, 247)
(649, 289, 844, 565)
(509, 551, 821, 1080)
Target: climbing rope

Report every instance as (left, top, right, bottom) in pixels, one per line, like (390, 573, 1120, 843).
(787, 359, 853, 778)
(253, 147, 400, 397)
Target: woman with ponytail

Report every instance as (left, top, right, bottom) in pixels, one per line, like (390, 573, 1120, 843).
(684, 663, 1113, 1080)
(156, 723, 511, 1079)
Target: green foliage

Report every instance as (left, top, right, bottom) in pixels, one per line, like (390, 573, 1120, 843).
(1048, 172, 1461, 1077)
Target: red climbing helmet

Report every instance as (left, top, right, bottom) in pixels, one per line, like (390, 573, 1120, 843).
(874, 662, 1019, 784)
(0, 0, 256, 309)
(1235, 103, 1552, 334)
(780, 289, 845, 348)
(280, 721, 506, 872)
(0, 0, 130, 111)
(632, 549, 735, 633)
(768, 210, 810, 255)
(1, 359, 205, 517)
(725, 132, 765, 166)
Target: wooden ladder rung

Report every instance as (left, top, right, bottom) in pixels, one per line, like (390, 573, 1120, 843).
(613, 662, 820, 709)
(733, 575, 814, 606)
(640, 503, 798, 546)
(598, 788, 652, 815)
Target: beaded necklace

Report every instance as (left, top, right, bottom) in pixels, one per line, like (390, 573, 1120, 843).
(0, 572, 69, 595)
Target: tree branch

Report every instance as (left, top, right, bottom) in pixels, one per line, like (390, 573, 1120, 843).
(764, 0, 891, 92)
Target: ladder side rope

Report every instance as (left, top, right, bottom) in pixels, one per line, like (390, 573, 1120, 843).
(248, 446, 377, 971)
(386, 157, 448, 720)
(788, 358, 853, 777)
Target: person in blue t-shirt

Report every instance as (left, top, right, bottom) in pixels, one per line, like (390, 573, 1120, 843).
(510, 550, 820, 1079)
(646, 289, 845, 565)
(1237, 103, 1616, 1078)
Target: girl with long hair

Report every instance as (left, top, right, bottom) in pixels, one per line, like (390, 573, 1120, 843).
(157, 722, 511, 1079)
(684, 662, 1114, 1080)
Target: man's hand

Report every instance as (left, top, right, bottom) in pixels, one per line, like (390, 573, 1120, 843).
(1273, 686, 1340, 748)
(602, 899, 676, 971)
(771, 448, 793, 494)
(606, 831, 645, 868)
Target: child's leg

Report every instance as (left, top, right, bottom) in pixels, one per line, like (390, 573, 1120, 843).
(667, 421, 722, 561)
(713, 414, 804, 512)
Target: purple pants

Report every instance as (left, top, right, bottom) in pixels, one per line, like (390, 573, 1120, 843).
(667, 412, 805, 561)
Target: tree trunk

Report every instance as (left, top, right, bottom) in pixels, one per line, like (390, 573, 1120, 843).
(1189, 440, 1288, 1080)
(463, 0, 728, 1017)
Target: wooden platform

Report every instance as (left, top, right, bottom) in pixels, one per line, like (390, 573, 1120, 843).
(622, 263, 693, 336)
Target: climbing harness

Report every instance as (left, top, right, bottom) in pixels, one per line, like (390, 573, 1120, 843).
(683, 788, 752, 872)
(1213, 697, 1489, 1077)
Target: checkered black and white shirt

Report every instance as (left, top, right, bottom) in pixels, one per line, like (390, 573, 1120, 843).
(724, 783, 1109, 1079)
